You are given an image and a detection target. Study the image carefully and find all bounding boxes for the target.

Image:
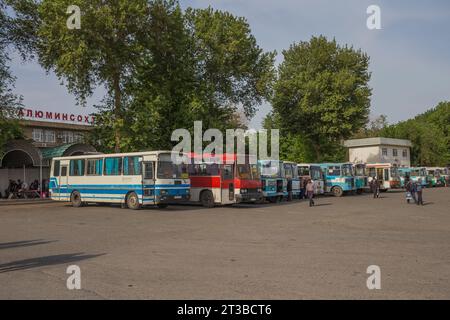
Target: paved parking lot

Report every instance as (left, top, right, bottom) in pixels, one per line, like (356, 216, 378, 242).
(1, 188, 449, 299)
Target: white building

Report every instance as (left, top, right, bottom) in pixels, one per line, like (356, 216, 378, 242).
(343, 137, 413, 167)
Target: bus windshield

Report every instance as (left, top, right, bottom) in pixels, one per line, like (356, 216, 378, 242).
(355, 165, 365, 176)
(259, 160, 281, 177)
(298, 166, 310, 176)
(310, 166, 322, 180)
(157, 161, 186, 179)
(342, 164, 353, 177)
(237, 163, 260, 180)
(390, 167, 399, 178)
(411, 169, 422, 177)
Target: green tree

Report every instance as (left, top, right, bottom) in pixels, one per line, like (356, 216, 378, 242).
(93, 3, 275, 152)
(24, 0, 153, 152)
(380, 102, 450, 166)
(0, 0, 25, 154)
(271, 35, 371, 161)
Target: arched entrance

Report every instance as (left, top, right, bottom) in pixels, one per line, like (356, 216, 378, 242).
(1, 150, 35, 168)
(0, 140, 45, 197)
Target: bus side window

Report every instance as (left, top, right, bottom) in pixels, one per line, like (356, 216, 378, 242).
(61, 166, 67, 177)
(222, 165, 233, 180)
(53, 160, 60, 176)
(143, 162, 154, 179)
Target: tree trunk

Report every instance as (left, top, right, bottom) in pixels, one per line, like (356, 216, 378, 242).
(312, 142, 321, 162)
(113, 74, 121, 153)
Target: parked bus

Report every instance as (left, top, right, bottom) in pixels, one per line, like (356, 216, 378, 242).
(425, 167, 446, 187)
(297, 164, 325, 196)
(258, 159, 287, 203)
(353, 163, 368, 194)
(319, 163, 355, 197)
(366, 163, 400, 191)
(283, 161, 301, 200)
(49, 151, 190, 209)
(440, 167, 450, 186)
(187, 153, 263, 207)
(398, 167, 428, 188)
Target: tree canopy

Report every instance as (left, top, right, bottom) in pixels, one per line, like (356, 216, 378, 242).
(0, 0, 25, 153)
(267, 36, 372, 162)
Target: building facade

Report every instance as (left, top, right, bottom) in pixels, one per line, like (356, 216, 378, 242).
(0, 109, 97, 196)
(344, 137, 413, 167)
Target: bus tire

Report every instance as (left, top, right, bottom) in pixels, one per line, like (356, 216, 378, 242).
(287, 192, 293, 201)
(126, 192, 141, 210)
(332, 186, 343, 197)
(157, 203, 168, 209)
(70, 191, 83, 207)
(268, 197, 277, 203)
(356, 189, 363, 195)
(200, 190, 215, 208)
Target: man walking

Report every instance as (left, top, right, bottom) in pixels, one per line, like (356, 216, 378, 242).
(306, 179, 315, 207)
(371, 177, 380, 198)
(411, 180, 417, 204)
(416, 179, 424, 205)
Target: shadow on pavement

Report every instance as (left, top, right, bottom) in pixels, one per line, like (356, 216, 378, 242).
(0, 239, 58, 250)
(0, 252, 105, 273)
(311, 203, 332, 207)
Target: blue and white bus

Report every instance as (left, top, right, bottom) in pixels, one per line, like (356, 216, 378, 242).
(319, 163, 355, 197)
(49, 151, 190, 209)
(283, 161, 301, 200)
(258, 160, 287, 203)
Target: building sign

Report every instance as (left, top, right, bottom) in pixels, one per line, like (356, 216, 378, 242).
(19, 108, 95, 125)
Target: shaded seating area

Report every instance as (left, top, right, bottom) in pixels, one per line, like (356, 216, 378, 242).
(1, 140, 97, 200)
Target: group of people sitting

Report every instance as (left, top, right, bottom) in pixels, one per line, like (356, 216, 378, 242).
(1, 179, 48, 199)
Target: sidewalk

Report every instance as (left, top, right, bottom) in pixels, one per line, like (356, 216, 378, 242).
(0, 198, 55, 206)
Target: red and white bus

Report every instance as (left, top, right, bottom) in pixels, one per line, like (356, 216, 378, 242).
(366, 163, 401, 191)
(187, 153, 263, 207)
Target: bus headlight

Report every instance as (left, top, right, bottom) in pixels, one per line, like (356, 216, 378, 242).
(160, 189, 168, 195)
(257, 188, 262, 193)
(240, 189, 248, 194)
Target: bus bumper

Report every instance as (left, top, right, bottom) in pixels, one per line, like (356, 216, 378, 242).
(236, 192, 263, 203)
(155, 194, 190, 204)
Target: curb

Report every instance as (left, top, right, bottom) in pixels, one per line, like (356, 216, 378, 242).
(0, 200, 55, 206)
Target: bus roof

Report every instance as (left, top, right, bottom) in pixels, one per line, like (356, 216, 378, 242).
(52, 150, 176, 161)
(318, 162, 353, 167)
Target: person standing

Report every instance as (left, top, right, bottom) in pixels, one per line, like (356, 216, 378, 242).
(405, 178, 413, 203)
(416, 179, 424, 205)
(371, 177, 380, 198)
(411, 180, 417, 204)
(306, 179, 315, 207)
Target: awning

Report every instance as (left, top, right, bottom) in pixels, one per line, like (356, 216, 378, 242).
(41, 143, 98, 159)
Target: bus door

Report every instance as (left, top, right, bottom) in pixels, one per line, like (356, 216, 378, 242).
(221, 164, 234, 204)
(142, 159, 155, 205)
(376, 168, 384, 182)
(59, 165, 68, 201)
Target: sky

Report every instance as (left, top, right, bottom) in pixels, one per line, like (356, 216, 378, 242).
(9, 0, 450, 129)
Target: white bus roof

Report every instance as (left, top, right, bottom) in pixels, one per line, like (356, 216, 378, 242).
(52, 150, 177, 161)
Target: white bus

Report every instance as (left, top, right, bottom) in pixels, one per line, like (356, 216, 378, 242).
(49, 151, 190, 209)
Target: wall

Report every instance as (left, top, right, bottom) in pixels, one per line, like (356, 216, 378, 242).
(349, 146, 381, 164)
(348, 145, 411, 167)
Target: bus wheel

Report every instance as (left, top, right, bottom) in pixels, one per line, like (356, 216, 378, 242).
(332, 186, 343, 197)
(287, 192, 293, 201)
(200, 190, 215, 208)
(70, 191, 83, 207)
(126, 192, 141, 210)
(356, 189, 363, 195)
(157, 203, 168, 209)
